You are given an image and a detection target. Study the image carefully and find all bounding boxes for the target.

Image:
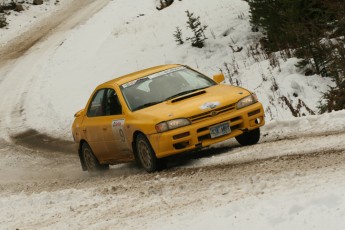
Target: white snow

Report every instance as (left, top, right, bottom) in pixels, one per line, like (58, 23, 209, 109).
(0, 0, 334, 140)
(0, 0, 345, 229)
(149, 174, 345, 230)
(0, 0, 73, 46)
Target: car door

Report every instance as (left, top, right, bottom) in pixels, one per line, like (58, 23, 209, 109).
(101, 88, 133, 162)
(81, 89, 108, 161)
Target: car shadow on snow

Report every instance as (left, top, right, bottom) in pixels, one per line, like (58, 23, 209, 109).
(100, 146, 238, 175)
(95, 146, 237, 175)
(163, 146, 236, 170)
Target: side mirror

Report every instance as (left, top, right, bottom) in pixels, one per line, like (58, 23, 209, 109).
(74, 109, 85, 118)
(213, 73, 225, 84)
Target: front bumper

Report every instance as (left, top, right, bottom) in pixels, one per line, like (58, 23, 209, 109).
(147, 102, 265, 158)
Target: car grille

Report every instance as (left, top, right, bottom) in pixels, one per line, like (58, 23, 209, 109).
(188, 103, 236, 123)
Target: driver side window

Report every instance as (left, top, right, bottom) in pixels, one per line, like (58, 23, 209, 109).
(87, 89, 105, 117)
(87, 88, 122, 117)
(105, 89, 122, 116)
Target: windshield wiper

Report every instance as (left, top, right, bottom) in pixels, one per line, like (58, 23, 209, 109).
(133, 101, 162, 111)
(164, 87, 209, 101)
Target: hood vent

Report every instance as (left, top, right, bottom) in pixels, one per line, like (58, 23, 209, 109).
(171, 90, 206, 103)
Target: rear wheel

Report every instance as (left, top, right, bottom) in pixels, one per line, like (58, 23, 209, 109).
(82, 143, 109, 172)
(235, 128, 260, 146)
(135, 134, 158, 173)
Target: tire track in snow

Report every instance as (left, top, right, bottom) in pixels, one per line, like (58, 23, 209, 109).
(1, 146, 344, 230)
(1, 147, 344, 195)
(0, 0, 110, 147)
(0, 0, 110, 63)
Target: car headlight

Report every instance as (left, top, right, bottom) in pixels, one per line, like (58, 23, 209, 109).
(236, 93, 258, 109)
(155, 118, 191, 133)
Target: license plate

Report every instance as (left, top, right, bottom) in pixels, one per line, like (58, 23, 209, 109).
(210, 122, 231, 138)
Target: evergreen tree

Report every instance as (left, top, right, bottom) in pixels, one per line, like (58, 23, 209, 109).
(185, 10, 208, 48)
(246, 0, 345, 112)
(173, 26, 184, 45)
(319, 84, 345, 113)
(246, 0, 332, 51)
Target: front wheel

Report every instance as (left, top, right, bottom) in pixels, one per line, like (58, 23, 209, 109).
(135, 134, 158, 173)
(82, 143, 109, 173)
(235, 128, 260, 146)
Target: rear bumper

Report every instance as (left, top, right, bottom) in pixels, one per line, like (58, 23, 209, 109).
(148, 102, 265, 158)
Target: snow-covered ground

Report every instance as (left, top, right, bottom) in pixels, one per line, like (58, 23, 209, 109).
(0, 0, 344, 229)
(0, 0, 62, 45)
(1, 112, 345, 229)
(0, 0, 333, 140)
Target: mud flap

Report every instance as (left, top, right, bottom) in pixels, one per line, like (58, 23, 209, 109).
(78, 146, 87, 171)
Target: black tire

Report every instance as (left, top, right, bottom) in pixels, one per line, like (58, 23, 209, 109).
(135, 134, 158, 173)
(235, 128, 260, 146)
(82, 143, 109, 172)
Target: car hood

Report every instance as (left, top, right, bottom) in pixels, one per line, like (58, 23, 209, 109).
(134, 84, 251, 122)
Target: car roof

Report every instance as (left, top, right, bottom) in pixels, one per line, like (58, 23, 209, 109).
(101, 64, 182, 87)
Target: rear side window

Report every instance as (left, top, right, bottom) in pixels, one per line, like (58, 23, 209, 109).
(87, 89, 105, 117)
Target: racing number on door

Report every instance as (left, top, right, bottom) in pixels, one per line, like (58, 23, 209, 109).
(112, 119, 126, 143)
(118, 128, 125, 143)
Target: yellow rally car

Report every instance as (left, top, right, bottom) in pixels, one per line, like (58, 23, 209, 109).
(72, 64, 265, 173)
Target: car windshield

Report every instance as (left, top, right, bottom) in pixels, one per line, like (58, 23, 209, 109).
(120, 67, 216, 111)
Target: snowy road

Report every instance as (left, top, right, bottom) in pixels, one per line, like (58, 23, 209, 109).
(0, 0, 109, 63)
(1, 0, 345, 229)
(0, 0, 109, 143)
(2, 134, 345, 194)
(1, 129, 345, 229)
